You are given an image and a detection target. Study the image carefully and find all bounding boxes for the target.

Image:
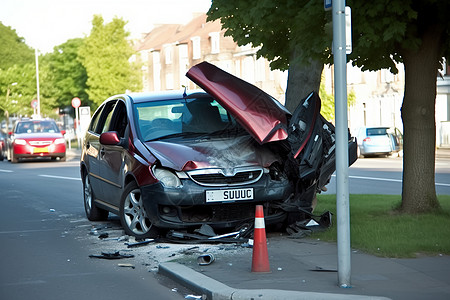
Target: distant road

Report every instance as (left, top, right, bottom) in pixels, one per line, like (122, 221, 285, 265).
(323, 154, 450, 195)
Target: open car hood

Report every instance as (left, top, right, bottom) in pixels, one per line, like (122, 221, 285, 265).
(186, 62, 291, 144)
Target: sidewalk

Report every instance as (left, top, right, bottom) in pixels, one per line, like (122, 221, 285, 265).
(159, 235, 450, 300)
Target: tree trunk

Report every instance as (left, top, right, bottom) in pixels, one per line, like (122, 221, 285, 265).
(285, 46, 323, 112)
(400, 25, 442, 213)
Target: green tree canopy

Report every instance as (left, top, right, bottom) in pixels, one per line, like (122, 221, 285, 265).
(78, 15, 141, 106)
(0, 22, 34, 70)
(0, 63, 37, 118)
(44, 38, 88, 109)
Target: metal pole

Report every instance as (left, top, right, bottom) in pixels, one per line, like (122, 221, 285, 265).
(35, 48, 41, 118)
(332, 0, 351, 287)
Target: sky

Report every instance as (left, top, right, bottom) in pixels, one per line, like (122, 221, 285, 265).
(1, 0, 212, 53)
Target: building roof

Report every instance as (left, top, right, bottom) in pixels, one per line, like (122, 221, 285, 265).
(136, 13, 236, 52)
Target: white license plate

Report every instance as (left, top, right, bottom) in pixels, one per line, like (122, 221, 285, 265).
(206, 188, 254, 202)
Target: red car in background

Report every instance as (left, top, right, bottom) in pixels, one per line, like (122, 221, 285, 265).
(8, 119, 66, 163)
(0, 131, 6, 161)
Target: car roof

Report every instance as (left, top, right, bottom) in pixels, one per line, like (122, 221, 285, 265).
(115, 90, 211, 104)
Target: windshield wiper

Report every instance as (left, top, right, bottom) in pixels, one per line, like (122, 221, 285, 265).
(146, 132, 207, 142)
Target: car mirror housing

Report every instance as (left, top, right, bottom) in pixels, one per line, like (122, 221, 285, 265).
(100, 131, 120, 145)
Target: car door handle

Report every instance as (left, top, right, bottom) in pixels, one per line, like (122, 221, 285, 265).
(100, 148, 105, 157)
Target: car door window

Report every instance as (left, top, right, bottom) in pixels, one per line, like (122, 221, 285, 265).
(96, 101, 117, 134)
(89, 105, 104, 133)
(108, 100, 128, 138)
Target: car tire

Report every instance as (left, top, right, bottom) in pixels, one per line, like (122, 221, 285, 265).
(83, 174, 108, 221)
(119, 181, 159, 239)
(59, 156, 66, 162)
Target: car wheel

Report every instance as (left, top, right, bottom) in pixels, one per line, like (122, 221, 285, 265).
(83, 174, 108, 221)
(59, 156, 66, 162)
(119, 181, 159, 239)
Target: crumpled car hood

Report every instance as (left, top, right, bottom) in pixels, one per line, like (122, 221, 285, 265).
(186, 61, 291, 145)
(145, 135, 281, 171)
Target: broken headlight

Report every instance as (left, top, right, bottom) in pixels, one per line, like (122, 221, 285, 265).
(152, 167, 182, 188)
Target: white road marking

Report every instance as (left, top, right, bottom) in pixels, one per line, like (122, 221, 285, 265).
(332, 174, 450, 187)
(0, 169, 13, 173)
(39, 174, 81, 181)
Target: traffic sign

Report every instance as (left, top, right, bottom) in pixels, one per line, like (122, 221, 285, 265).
(31, 99, 38, 108)
(72, 97, 81, 108)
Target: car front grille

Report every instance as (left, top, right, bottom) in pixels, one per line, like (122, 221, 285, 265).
(188, 168, 263, 186)
(29, 140, 52, 146)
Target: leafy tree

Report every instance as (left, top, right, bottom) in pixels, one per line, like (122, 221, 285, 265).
(0, 64, 37, 119)
(44, 38, 89, 109)
(0, 22, 34, 70)
(209, 0, 450, 213)
(347, 0, 450, 213)
(78, 15, 141, 106)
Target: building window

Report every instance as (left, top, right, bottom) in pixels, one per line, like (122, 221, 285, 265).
(347, 63, 363, 84)
(191, 36, 201, 59)
(164, 45, 172, 64)
(255, 57, 266, 82)
(380, 69, 394, 83)
(140, 50, 149, 63)
(153, 51, 161, 91)
(179, 44, 189, 87)
(166, 73, 174, 90)
(209, 32, 220, 54)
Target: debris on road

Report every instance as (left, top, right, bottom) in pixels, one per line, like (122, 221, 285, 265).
(89, 251, 134, 260)
(125, 239, 155, 248)
(286, 210, 333, 238)
(98, 233, 109, 239)
(197, 254, 215, 265)
(118, 263, 136, 269)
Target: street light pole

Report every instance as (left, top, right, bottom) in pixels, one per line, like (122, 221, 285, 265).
(332, 0, 351, 287)
(35, 48, 41, 118)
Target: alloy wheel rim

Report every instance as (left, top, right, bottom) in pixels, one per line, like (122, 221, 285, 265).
(84, 176, 92, 213)
(123, 189, 151, 235)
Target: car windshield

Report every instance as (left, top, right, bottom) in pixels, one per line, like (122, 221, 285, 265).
(15, 121, 59, 134)
(134, 97, 239, 141)
(366, 128, 390, 136)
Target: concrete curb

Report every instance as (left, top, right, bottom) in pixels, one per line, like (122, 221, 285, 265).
(158, 262, 391, 300)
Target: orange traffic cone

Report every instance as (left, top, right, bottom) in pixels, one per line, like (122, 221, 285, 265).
(251, 205, 271, 273)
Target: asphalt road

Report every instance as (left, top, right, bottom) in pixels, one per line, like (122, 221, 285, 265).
(0, 158, 185, 300)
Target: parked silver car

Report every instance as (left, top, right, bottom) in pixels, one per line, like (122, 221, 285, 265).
(356, 126, 403, 157)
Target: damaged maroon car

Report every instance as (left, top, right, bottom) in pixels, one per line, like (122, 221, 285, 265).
(80, 62, 357, 239)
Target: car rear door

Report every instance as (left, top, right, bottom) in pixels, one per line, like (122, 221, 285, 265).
(85, 101, 117, 203)
(98, 99, 128, 208)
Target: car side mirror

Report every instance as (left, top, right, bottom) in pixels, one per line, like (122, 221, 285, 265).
(100, 131, 121, 145)
(60, 130, 66, 135)
(100, 131, 128, 148)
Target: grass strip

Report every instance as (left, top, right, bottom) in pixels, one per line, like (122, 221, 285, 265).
(312, 194, 450, 258)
